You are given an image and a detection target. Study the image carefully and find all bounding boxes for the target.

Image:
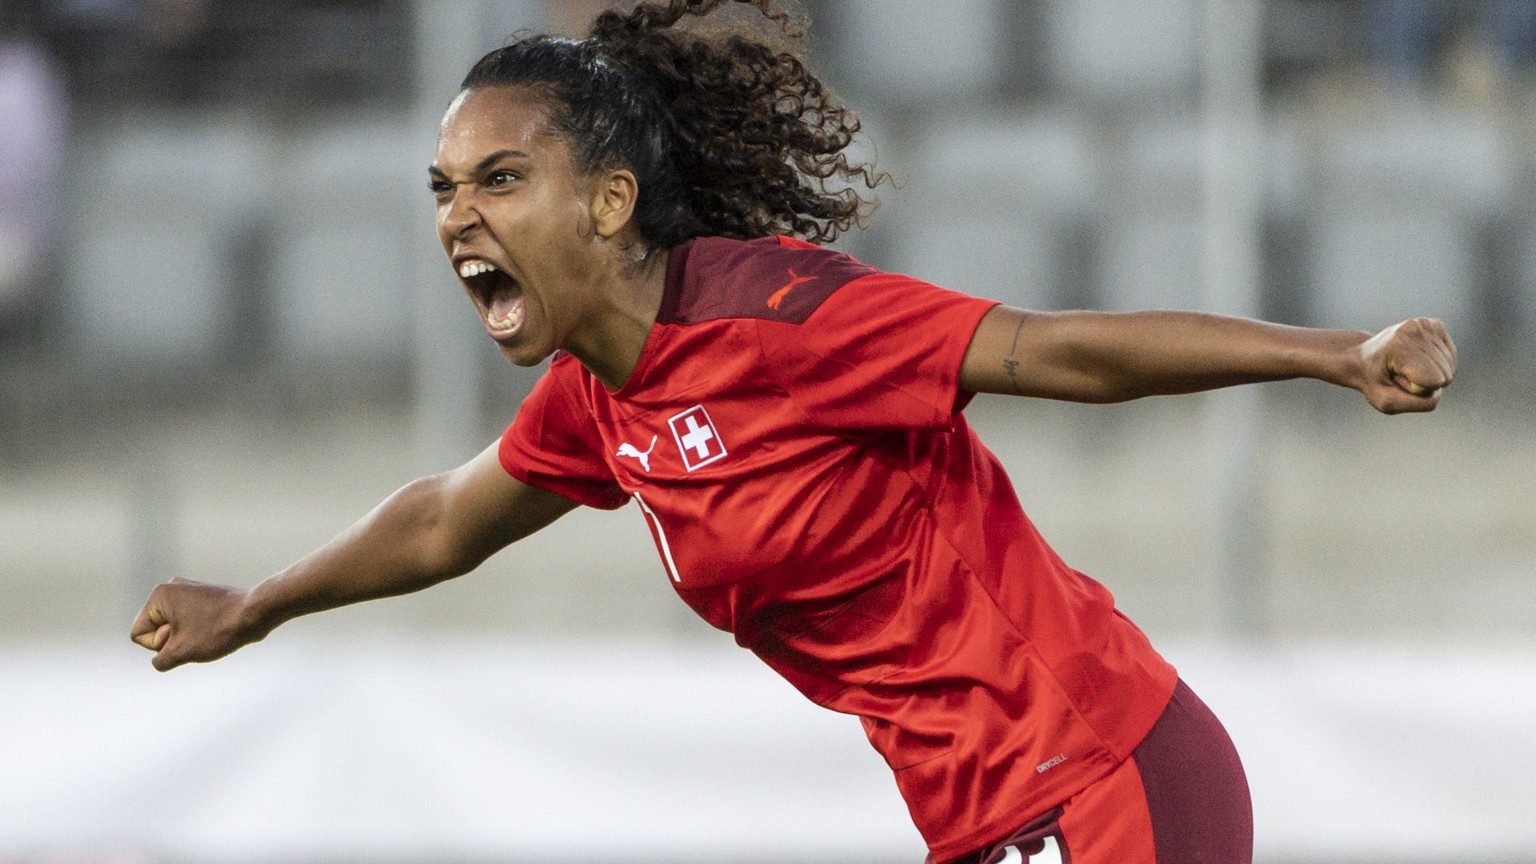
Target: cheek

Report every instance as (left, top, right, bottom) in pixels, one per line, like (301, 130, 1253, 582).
(568, 200, 596, 240)
(531, 186, 598, 240)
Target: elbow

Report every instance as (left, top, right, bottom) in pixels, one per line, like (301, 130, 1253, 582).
(1051, 366, 1148, 404)
(1069, 381, 1143, 404)
(389, 475, 478, 585)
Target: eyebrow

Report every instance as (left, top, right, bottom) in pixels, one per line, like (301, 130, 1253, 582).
(428, 149, 531, 179)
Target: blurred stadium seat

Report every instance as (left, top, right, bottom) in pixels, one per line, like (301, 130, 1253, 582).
(270, 115, 419, 371)
(826, 0, 1006, 102)
(1041, 0, 1200, 105)
(889, 108, 1097, 310)
(65, 118, 265, 367)
(1304, 99, 1513, 344)
(1096, 115, 1205, 312)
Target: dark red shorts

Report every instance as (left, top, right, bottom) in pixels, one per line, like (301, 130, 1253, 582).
(942, 679, 1253, 864)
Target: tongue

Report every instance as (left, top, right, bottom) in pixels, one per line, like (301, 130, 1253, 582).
(488, 279, 522, 323)
(490, 293, 521, 320)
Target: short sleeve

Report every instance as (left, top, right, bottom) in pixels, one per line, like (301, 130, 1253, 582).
(760, 272, 999, 432)
(499, 356, 630, 510)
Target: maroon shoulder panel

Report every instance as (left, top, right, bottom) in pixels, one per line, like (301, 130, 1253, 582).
(660, 236, 878, 326)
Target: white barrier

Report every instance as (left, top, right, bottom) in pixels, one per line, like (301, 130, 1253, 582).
(2, 639, 1533, 863)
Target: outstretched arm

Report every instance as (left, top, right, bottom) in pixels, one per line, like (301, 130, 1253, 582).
(130, 442, 579, 671)
(959, 307, 1456, 414)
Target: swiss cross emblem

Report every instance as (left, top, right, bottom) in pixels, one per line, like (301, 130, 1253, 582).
(668, 405, 727, 472)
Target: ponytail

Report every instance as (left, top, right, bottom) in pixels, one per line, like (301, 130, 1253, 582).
(459, 0, 884, 248)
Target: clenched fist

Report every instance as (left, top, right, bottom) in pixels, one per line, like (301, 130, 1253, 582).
(130, 578, 270, 672)
(1355, 317, 1457, 414)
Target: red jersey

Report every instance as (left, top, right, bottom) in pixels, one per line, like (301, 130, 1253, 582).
(499, 236, 1178, 860)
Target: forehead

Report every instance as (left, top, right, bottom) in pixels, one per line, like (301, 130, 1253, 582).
(435, 86, 567, 167)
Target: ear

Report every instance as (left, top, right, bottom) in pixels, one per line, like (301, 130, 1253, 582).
(590, 168, 640, 240)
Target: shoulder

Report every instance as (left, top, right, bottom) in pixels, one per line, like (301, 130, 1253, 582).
(662, 235, 880, 325)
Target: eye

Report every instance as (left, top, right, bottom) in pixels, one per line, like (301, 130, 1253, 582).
(486, 169, 520, 188)
(428, 178, 453, 197)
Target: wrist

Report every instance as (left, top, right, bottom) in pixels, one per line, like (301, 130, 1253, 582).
(1318, 328, 1373, 390)
(238, 577, 290, 641)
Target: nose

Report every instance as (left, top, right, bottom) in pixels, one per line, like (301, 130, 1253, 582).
(438, 186, 481, 239)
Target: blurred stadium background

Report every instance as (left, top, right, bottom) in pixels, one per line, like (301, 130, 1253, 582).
(1, 0, 1534, 861)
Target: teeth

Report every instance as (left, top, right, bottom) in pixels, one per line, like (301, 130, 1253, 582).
(458, 260, 498, 279)
(488, 307, 523, 331)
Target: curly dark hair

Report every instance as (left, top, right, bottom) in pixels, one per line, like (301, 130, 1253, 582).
(459, 0, 886, 249)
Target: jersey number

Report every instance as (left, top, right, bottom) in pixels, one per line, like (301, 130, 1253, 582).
(1001, 836, 1063, 864)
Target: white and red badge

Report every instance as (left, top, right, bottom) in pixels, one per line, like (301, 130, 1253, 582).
(668, 404, 727, 472)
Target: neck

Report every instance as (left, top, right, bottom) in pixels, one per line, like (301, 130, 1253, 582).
(566, 245, 670, 392)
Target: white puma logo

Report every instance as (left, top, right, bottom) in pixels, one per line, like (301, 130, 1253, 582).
(616, 435, 658, 472)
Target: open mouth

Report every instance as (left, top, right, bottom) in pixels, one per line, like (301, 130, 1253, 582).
(458, 260, 524, 338)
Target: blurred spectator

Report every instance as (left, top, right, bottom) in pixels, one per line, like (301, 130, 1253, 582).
(0, 0, 66, 333)
(1366, 0, 1536, 93)
(146, 0, 210, 46)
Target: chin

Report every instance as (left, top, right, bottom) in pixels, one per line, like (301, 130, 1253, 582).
(497, 341, 550, 367)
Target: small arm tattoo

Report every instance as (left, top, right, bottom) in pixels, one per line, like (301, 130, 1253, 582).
(1000, 313, 1031, 394)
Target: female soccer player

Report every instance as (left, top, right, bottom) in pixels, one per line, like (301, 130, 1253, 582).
(131, 2, 1458, 861)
